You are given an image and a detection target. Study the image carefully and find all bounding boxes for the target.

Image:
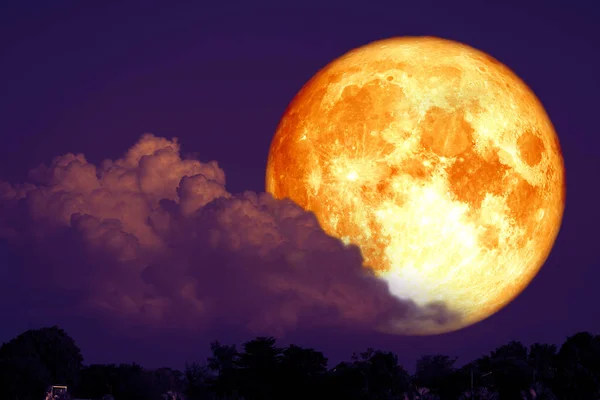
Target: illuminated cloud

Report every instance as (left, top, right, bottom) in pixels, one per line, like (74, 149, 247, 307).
(0, 134, 456, 336)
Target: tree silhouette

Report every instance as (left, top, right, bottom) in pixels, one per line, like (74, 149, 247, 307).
(152, 367, 186, 398)
(0, 325, 83, 400)
(279, 344, 328, 399)
(206, 340, 240, 399)
(3, 327, 600, 399)
(457, 387, 499, 400)
(328, 360, 365, 399)
(76, 362, 180, 400)
(553, 332, 600, 399)
(484, 341, 532, 399)
(414, 354, 457, 398)
(403, 386, 441, 400)
(325, 348, 411, 399)
(236, 336, 282, 400)
(184, 361, 212, 399)
(528, 343, 557, 385)
(365, 349, 411, 398)
(520, 381, 557, 400)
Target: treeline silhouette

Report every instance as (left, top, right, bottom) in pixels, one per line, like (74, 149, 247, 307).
(1, 326, 599, 400)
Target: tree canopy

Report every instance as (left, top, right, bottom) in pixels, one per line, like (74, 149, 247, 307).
(1, 327, 600, 400)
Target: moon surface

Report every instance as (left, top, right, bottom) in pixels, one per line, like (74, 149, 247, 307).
(265, 37, 565, 334)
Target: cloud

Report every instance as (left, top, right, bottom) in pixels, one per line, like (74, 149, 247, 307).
(0, 134, 456, 338)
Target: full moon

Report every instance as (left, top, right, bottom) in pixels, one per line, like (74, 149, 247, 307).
(265, 37, 565, 334)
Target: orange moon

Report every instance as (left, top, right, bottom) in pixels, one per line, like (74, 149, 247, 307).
(265, 37, 565, 334)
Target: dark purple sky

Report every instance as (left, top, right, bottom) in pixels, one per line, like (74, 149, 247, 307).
(0, 1, 598, 371)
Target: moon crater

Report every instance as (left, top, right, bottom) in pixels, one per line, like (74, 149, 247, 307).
(266, 37, 565, 334)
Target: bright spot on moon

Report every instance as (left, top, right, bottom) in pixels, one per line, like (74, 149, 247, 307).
(265, 36, 565, 334)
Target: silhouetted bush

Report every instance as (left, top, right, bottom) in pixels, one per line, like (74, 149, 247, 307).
(1, 327, 600, 400)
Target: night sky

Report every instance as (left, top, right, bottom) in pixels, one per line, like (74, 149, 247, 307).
(0, 1, 598, 371)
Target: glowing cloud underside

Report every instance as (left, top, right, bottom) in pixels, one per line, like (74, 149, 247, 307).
(0, 134, 458, 336)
